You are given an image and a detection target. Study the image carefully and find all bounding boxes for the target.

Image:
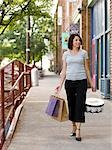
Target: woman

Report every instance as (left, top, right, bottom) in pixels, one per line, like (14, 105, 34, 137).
(55, 34, 95, 141)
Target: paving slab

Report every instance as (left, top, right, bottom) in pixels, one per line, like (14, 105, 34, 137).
(7, 72, 112, 150)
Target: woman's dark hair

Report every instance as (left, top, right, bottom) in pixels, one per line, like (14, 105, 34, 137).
(68, 33, 82, 50)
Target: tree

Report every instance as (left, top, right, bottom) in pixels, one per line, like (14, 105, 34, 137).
(0, 0, 55, 62)
(0, 0, 52, 35)
(0, 0, 31, 35)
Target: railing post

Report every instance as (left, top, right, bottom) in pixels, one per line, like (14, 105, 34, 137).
(19, 62, 24, 102)
(12, 62, 15, 117)
(25, 65, 31, 88)
(0, 69, 5, 146)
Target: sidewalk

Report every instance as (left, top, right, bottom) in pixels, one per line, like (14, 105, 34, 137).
(7, 71, 112, 150)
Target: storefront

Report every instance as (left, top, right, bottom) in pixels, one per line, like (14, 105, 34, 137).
(88, 0, 110, 98)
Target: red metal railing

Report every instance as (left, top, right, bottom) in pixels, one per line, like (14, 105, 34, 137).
(0, 60, 32, 149)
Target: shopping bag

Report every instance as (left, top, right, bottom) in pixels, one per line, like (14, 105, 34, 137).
(51, 95, 68, 122)
(45, 95, 58, 116)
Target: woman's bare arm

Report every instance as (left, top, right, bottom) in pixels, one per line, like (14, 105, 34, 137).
(84, 59, 95, 91)
(55, 58, 67, 93)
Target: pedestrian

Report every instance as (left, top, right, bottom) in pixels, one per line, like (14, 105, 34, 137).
(55, 33, 95, 141)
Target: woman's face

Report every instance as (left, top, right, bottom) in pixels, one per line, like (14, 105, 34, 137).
(73, 36, 81, 48)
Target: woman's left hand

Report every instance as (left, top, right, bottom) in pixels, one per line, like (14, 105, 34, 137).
(91, 84, 96, 92)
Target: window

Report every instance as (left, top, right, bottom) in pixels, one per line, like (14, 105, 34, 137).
(92, 0, 110, 78)
(105, 33, 110, 77)
(105, 0, 110, 30)
(92, 0, 104, 36)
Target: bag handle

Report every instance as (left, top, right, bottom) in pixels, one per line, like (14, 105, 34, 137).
(53, 90, 61, 98)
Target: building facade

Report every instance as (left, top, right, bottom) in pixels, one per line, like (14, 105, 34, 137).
(87, 0, 110, 99)
(54, 0, 111, 99)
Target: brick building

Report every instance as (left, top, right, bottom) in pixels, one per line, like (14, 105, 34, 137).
(54, 0, 111, 99)
(86, 0, 110, 99)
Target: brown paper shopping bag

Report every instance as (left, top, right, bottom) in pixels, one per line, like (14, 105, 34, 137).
(51, 95, 68, 122)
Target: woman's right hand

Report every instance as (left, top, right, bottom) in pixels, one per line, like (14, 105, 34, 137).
(55, 85, 62, 94)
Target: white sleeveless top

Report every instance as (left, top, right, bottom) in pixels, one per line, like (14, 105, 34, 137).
(62, 49, 88, 81)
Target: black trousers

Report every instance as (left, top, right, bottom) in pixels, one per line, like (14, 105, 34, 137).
(65, 79, 87, 123)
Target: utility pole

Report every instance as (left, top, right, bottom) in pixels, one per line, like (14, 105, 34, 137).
(57, 5, 62, 74)
(26, 15, 30, 64)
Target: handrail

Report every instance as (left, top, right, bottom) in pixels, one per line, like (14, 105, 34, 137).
(0, 59, 16, 71)
(10, 72, 24, 91)
(0, 59, 32, 149)
(10, 72, 30, 92)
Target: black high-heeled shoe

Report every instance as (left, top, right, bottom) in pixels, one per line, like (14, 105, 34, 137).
(75, 129, 81, 141)
(76, 136, 81, 141)
(70, 132, 76, 136)
(70, 123, 76, 136)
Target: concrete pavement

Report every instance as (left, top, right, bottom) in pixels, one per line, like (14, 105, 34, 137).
(7, 71, 112, 150)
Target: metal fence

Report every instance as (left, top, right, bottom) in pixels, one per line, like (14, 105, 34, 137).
(0, 60, 32, 149)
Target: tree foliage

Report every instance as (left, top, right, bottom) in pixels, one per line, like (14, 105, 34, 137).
(0, 0, 55, 62)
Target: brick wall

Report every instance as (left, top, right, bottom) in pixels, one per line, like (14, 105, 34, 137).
(57, 0, 62, 73)
(81, 0, 87, 50)
(70, 0, 89, 51)
(55, 0, 91, 73)
(62, 1, 69, 32)
(86, 7, 91, 54)
(56, 0, 73, 73)
(110, 0, 112, 98)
